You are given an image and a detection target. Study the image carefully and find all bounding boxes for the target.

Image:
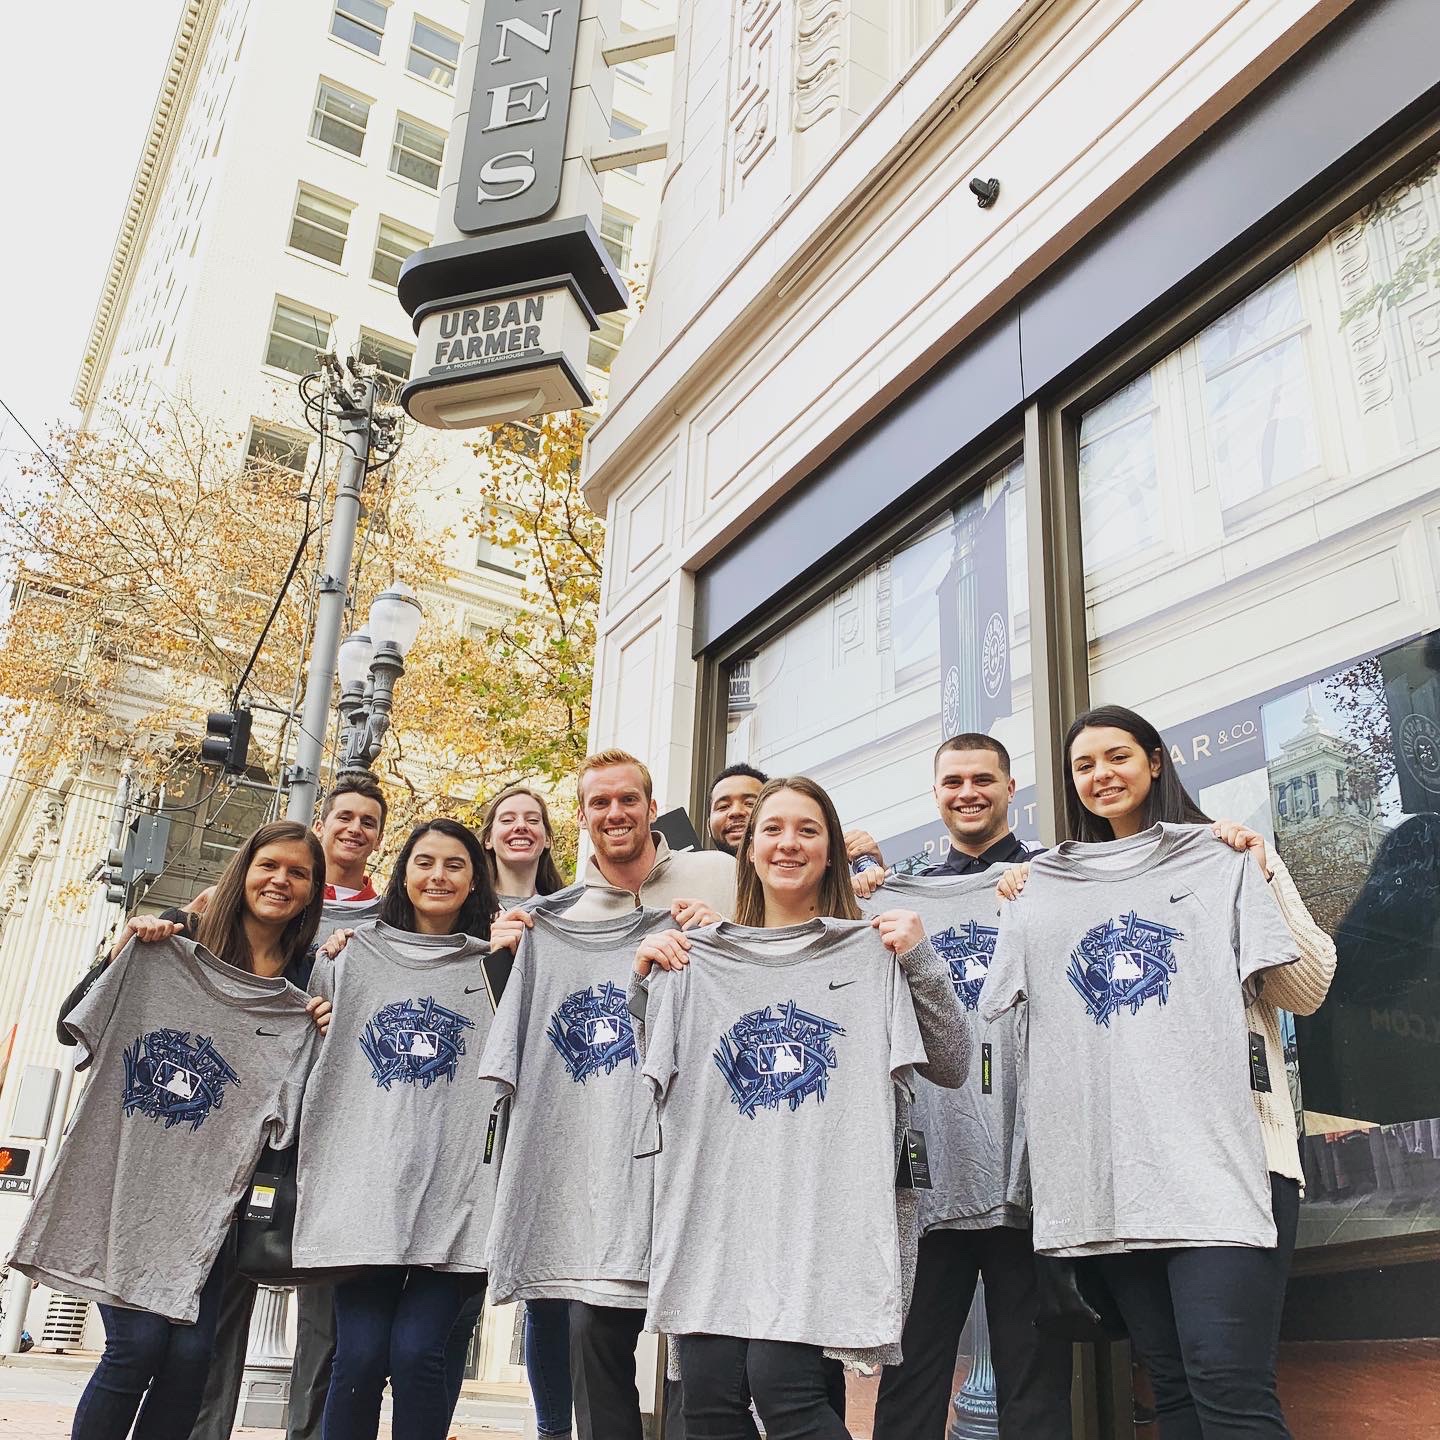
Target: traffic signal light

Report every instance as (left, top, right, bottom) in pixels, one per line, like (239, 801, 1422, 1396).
(101, 845, 127, 906)
(200, 709, 253, 774)
(101, 814, 172, 909)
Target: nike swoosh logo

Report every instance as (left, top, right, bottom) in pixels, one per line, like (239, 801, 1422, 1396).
(256, 1028, 280, 1037)
(827, 980, 856, 990)
(1169, 893, 1189, 904)
(463, 985, 485, 994)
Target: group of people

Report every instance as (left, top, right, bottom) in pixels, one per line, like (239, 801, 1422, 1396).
(6, 701, 1336, 1440)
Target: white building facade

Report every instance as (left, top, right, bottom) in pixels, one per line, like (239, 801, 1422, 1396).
(0, 0, 670, 1382)
(584, 0, 1440, 1432)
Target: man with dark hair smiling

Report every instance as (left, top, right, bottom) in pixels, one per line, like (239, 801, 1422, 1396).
(926, 732, 1031, 875)
(189, 776, 388, 1440)
(869, 732, 1070, 1440)
(706, 762, 769, 855)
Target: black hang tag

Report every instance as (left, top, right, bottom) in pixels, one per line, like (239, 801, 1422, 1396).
(244, 1173, 282, 1223)
(484, 1110, 500, 1164)
(895, 1128, 933, 1190)
(1248, 1031, 1272, 1093)
(981, 1041, 993, 1095)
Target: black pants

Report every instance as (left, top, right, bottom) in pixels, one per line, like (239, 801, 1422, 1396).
(289, 1282, 338, 1440)
(1095, 1174, 1298, 1440)
(873, 1226, 1073, 1440)
(571, 1301, 646, 1440)
(186, 1277, 335, 1440)
(681, 1336, 847, 1440)
(186, 1268, 255, 1440)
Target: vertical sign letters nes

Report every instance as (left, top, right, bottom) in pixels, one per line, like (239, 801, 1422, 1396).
(454, 0, 583, 234)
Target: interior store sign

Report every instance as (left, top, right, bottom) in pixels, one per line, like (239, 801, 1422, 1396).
(454, 0, 583, 234)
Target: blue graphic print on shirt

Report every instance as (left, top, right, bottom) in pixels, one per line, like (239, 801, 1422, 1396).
(121, 1030, 240, 1132)
(930, 920, 998, 1012)
(547, 980, 637, 1083)
(1067, 911, 1184, 1027)
(714, 1001, 845, 1118)
(360, 997, 474, 1089)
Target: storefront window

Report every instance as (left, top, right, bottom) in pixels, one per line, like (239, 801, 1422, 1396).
(725, 458, 1032, 869)
(1079, 152, 1440, 1388)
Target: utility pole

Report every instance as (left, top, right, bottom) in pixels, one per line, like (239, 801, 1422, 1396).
(285, 374, 376, 826)
(1, 762, 130, 1355)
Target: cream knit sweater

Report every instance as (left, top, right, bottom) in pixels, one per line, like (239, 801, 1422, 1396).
(1248, 853, 1336, 1185)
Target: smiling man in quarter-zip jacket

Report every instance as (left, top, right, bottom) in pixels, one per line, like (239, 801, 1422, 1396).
(487, 748, 734, 1440)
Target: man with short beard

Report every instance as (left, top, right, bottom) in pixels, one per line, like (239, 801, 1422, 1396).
(488, 749, 734, 1440)
(706, 763, 769, 855)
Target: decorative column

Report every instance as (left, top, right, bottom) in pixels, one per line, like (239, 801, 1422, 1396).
(949, 1281, 999, 1440)
(238, 1286, 294, 1429)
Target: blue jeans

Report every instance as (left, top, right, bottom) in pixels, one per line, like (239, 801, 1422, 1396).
(72, 1249, 228, 1440)
(324, 1267, 487, 1440)
(1094, 1174, 1298, 1440)
(442, 1286, 487, 1419)
(524, 1299, 573, 1436)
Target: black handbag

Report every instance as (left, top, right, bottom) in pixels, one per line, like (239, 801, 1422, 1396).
(1033, 1255, 1128, 1343)
(234, 1144, 360, 1287)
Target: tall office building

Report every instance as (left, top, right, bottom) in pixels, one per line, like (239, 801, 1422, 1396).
(0, 0, 669, 1372)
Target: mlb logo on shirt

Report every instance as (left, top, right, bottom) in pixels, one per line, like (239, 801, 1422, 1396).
(586, 1016, 622, 1048)
(396, 1030, 440, 1059)
(155, 1062, 199, 1101)
(758, 1043, 804, 1076)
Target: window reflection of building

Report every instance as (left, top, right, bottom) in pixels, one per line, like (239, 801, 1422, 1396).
(1076, 155, 1440, 1260)
(724, 460, 1032, 859)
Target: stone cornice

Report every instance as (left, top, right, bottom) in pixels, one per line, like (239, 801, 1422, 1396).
(71, 0, 221, 417)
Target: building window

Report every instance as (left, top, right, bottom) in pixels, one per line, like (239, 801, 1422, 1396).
(1307, 770, 1320, 817)
(1197, 268, 1320, 516)
(311, 81, 370, 157)
(371, 217, 430, 287)
(288, 187, 352, 266)
(245, 422, 309, 475)
(331, 0, 387, 55)
(610, 114, 643, 175)
(265, 299, 331, 375)
(407, 17, 460, 88)
(723, 457, 1033, 869)
(587, 313, 628, 373)
(358, 329, 414, 398)
(1078, 371, 1162, 573)
(1276, 785, 1289, 821)
(390, 116, 445, 190)
(600, 206, 634, 274)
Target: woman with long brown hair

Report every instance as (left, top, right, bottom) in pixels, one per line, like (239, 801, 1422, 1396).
(479, 784, 569, 904)
(51, 820, 328, 1440)
(635, 776, 969, 1440)
(474, 784, 576, 1439)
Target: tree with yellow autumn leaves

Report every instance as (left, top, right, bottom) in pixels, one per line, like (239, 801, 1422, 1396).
(0, 392, 599, 875)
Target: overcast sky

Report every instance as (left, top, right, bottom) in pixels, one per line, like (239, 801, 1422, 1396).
(0, 1, 187, 464)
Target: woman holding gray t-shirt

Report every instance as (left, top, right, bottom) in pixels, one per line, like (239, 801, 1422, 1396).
(53, 820, 328, 1440)
(636, 776, 969, 1440)
(997, 705, 1335, 1440)
(303, 818, 499, 1440)
(477, 784, 576, 1440)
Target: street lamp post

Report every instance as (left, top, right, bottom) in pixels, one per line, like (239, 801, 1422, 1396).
(335, 583, 424, 777)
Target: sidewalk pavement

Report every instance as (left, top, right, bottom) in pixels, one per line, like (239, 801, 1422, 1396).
(0, 1351, 530, 1438)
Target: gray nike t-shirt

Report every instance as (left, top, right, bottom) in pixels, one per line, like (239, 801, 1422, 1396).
(979, 823, 1298, 1255)
(479, 907, 674, 1307)
(642, 919, 930, 1350)
(9, 937, 317, 1321)
(294, 921, 498, 1270)
(868, 870, 1029, 1231)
